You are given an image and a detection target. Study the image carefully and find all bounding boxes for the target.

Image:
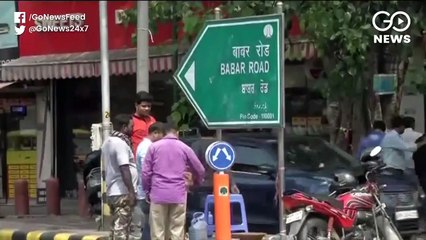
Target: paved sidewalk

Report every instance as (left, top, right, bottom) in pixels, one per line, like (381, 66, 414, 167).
(0, 216, 108, 240)
(0, 215, 102, 230)
(0, 216, 109, 240)
(0, 198, 109, 240)
(0, 199, 82, 216)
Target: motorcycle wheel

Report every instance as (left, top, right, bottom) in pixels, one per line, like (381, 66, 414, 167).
(296, 217, 340, 240)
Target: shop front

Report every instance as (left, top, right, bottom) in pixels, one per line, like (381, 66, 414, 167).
(0, 0, 181, 199)
(0, 50, 176, 198)
(283, 40, 328, 137)
(0, 0, 324, 199)
(0, 81, 51, 202)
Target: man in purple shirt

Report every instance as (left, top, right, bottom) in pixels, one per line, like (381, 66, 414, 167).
(142, 122, 205, 240)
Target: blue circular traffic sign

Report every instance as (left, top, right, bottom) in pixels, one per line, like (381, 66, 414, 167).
(205, 141, 236, 171)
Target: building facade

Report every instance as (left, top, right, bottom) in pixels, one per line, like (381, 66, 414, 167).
(0, 1, 180, 200)
(0, 1, 323, 201)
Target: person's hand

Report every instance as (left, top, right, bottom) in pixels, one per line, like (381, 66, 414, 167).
(127, 192, 136, 207)
(231, 184, 240, 194)
(145, 195, 151, 204)
(184, 171, 194, 189)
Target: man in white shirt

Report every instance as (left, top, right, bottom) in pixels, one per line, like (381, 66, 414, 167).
(401, 116, 423, 184)
(135, 122, 165, 240)
(381, 116, 426, 185)
(402, 116, 423, 166)
(102, 114, 138, 240)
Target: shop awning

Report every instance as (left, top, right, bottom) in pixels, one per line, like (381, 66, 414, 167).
(1, 40, 316, 81)
(0, 48, 176, 81)
(0, 82, 15, 89)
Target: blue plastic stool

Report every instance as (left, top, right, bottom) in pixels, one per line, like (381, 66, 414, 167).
(204, 193, 249, 236)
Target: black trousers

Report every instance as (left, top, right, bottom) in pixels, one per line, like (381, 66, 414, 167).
(419, 176, 426, 194)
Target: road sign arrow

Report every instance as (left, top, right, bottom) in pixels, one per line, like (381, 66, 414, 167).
(212, 147, 221, 162)
(222, 148, 232, 160)
(184, 61, 196, 91)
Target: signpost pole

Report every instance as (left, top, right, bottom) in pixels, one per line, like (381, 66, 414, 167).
(275, 2, 287, 239)
(99, 0, 111, 230)
(213, 172, 231, 239)
(214, 7, 223, 142)
(205, 142, 235, 240)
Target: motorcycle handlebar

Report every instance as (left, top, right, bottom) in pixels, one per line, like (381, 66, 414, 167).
(362, 161, 386, 172)
(364, 162, 387, 183)
(376, 162, 387, 170)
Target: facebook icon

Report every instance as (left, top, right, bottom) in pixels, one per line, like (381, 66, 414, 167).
(14, 12, 26, 35)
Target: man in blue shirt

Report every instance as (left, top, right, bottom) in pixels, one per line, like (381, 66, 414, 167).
(356, 120, 386, 160)
(381, 116, 426, 182)
(135, 122, 165, 240)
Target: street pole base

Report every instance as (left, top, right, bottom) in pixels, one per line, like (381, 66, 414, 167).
(279, 233, 287, 240)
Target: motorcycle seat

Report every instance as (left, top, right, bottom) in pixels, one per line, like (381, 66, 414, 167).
(311, 194, 344, 210)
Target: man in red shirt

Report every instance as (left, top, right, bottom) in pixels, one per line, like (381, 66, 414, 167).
(132, 91, 156, 154)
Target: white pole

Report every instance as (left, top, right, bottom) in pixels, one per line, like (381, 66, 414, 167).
(136, 1, 149, 92)
(99, 1, 111, 142)
(99, 0, 111, 230)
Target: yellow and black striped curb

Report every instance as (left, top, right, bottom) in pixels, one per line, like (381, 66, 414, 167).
(0, 229, 109, 240)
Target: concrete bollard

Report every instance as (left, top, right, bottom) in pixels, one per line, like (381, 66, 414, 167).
(46, 178, 60, 215)
(78, 181, 90, 218)
(14, 180, 29, 216)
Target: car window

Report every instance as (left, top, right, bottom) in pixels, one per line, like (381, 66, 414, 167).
(234, 145, 276, 167)
(285, 138, 355, 173)
(191, 136, 357, 175)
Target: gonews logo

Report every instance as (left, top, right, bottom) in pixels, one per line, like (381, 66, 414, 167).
(372, 11, 411, 44)
(14, 12, 26, 35)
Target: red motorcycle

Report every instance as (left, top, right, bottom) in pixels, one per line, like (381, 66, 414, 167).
(283, 146, 403, 240)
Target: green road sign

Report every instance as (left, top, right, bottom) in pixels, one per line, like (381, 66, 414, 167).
(373, 74, 396, 95)
(174, 14, 284, 129)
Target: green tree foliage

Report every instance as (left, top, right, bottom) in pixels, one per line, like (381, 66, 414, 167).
(124, 1, 300, 129)
(124, 1, 425, 138)
(300, 1, 424, 99)
(299, 1, 424, 148)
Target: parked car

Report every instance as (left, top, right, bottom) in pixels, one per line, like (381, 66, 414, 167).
(183, 132, 422, 236)
(184, 133, 361, 233)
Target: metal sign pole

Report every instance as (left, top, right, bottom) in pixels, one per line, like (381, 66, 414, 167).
(205, 141, 235, 240)
(99, 0, 111, 230)
(275, 2, 287, 239)
(278, 127, 286, 238)
(214, 7, 222, 142)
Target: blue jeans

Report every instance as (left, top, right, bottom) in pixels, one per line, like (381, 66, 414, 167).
(141, 199, 151, 240)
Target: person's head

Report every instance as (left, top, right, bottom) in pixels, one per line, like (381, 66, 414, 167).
(164, 121, 179, 137)
(113, 114, 133, 136)
(134, 91, 153, 117)
(372, 120, 386, 132)
(148, 122, 165, 142)
(403, 116, 415, 129)
(390, 115, 405, 134)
